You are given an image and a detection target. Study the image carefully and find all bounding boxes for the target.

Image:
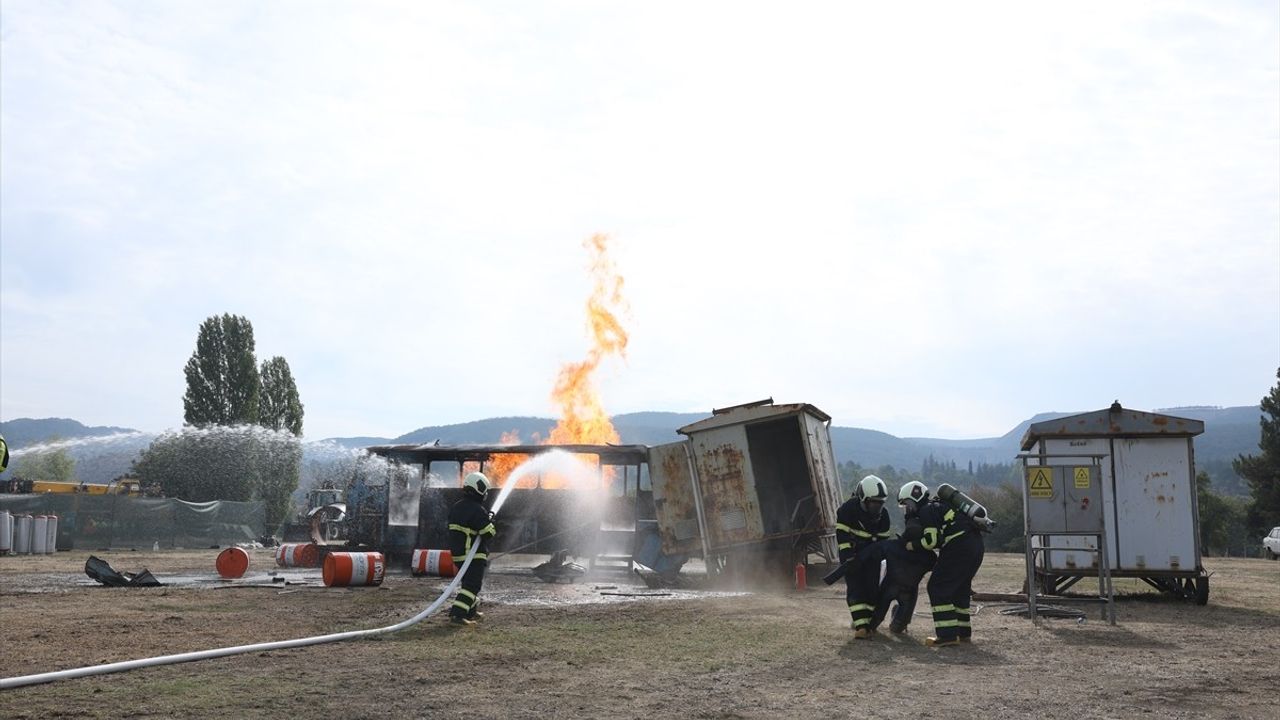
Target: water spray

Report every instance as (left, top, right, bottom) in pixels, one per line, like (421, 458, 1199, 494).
(0, 453, 582, 691)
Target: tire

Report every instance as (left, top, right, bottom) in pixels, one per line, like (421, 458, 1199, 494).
(1267, 548, 1278, 560)
(1194, 576, 1209, 606)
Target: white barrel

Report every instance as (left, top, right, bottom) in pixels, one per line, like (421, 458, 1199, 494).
(0, 510, 11, 554)
(14, 514, 33, 554)
(32, 515, 49, 555)
(45, 514, 59, 553)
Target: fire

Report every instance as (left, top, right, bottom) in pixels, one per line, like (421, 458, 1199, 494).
(481, 234, 629, 490)
(548, 234, 628, 446)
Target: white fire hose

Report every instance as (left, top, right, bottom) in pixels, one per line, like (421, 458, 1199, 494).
(1, 512, 495, 690)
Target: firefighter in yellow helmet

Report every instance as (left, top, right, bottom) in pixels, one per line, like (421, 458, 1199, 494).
(447, 472, 497, 626)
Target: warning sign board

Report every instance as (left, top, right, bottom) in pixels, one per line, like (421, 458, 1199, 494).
(1027, 466, 1054, 499)
(1074, 467, 1091, 488)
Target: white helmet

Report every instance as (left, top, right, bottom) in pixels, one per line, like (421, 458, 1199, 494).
(464, 471, 491, 497)
(898, 480, 929, 504)
(856, 475, 888, 503)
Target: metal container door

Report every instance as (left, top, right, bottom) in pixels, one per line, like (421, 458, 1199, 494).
(647, 442, 703, 556)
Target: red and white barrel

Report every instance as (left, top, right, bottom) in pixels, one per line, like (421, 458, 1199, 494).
(411, 548, 457, 577)
(323, 551, 385, 587)
(31, 516, 49, 555)
(275, 542, 319, 568)
(216, 547, 250, 579)
(45, 514, 58, 554)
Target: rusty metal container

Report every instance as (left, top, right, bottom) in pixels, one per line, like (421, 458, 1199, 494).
(1020, 403, 1208, 602)
(648, 399, 842, 571)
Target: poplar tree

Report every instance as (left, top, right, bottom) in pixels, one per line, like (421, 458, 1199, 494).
(183, 314, 260, 427)
(259, 356, 304, 436)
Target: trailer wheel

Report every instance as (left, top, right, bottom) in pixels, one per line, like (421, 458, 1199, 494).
(1194, 576, 1209, 606)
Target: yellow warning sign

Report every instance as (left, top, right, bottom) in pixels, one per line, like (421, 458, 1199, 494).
(1074, 467, 1091, 488)
(1028, 467, 1054, 499)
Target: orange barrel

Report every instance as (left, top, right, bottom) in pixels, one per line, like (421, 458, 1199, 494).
(411, 549, 457, 577)
(323, 551, 385, 587)
(275, 542, 319, 568)
(216, 547, 250, 579)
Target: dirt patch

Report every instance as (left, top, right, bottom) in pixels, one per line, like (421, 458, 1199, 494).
(1, 550, 1275, 719)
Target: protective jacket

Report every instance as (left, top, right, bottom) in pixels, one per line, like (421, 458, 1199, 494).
(448, 492, 496, 562)
(834, 497, 891, 562)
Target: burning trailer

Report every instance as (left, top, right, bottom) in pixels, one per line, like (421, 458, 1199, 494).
(341, 399, 843, 581)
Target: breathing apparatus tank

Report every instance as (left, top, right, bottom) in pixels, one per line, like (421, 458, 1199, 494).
(936, 483, 995, 531)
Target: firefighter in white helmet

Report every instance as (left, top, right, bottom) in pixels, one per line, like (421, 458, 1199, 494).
(900, 479, 987, 646)
(834, 475, 893, 638)
(447, 471, 497, 626)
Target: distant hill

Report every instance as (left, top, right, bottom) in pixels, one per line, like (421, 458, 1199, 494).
(0, 417, 137, 449)
(3, 405, 1264, 494)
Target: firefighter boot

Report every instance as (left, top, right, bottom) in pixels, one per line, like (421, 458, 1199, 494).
(925, 636, 960, 647)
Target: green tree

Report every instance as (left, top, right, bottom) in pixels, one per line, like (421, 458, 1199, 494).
(259, 356, 304, 436)
(14, 446, 77, 482)
(1233, 367, 1280, 536)
(967, 482, 1025, 552)
(1196, 470, 1251, 556)
(183, 314, 260, 427)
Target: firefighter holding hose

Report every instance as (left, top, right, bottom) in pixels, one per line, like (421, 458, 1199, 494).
(835, 475, 893, 638)
(448, 472, 497, 626)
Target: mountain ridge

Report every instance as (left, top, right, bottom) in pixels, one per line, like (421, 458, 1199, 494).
(1, 405, 1262, 494)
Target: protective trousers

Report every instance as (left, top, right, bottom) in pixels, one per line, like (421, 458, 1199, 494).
(844, 549, 880, 631)
(870, 542, 934, 631)
(450, 559, 487, 619)
(926, 532, 984, 640)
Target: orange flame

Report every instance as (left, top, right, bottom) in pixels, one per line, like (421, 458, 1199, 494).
(549, 234, 628, 447)
(480, 234, 629, 490)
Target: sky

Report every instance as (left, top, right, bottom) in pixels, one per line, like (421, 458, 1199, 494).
(1, 1, 1277, 442)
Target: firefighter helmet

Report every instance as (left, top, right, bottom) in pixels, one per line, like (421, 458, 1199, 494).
(898, 480, 929, 504)
(464, 471, 491, 497)
(856, 475, 888, 503)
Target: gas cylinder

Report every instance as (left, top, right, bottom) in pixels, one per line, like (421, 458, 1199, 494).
(936, 483, 995, 530)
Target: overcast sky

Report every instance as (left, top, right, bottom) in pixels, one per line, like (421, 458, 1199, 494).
(1, 1, 1277, 442)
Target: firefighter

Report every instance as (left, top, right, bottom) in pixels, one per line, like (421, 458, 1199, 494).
(835, 475, 893, 638)
(901, 479, 985, 646)
(447, 471, 497, 626)
(0, 434, 8, 473)
(867, 481, 938, 634)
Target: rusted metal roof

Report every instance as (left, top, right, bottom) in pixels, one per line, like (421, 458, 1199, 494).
(363, 442, 651, 465)
(677, 401, 831, 435)
(1019, 402, 1204, 451)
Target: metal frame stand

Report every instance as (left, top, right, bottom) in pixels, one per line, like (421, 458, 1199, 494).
(1019, 454, 1116, 626)
(1025, 529, 1116, 625)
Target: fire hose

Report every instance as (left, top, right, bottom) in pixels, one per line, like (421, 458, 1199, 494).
(1, 484, 518, 691)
